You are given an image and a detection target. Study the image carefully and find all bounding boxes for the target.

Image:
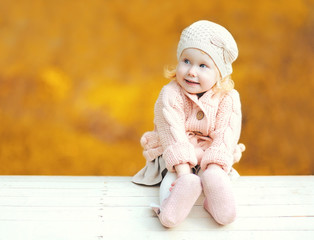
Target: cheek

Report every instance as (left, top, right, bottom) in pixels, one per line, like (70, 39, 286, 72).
(207, 79, 217, 89)
(214, 69, 221, 82)
(201, 72, 218, 88)
(212, 70, 220, 82)
(176, 66, 185, 79)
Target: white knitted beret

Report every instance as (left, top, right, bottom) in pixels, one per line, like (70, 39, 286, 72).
(177, 20, 238, 78)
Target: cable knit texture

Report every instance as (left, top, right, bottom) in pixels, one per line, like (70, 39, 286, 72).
(141, 80, 242, 173)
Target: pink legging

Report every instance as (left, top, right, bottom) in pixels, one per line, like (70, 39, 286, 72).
(158, 164, 236, 227)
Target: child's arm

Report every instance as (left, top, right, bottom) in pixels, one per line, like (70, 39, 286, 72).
(175, 163, 192, 177)
(154, 83, 198, 173)
(201, 90, 242, 172)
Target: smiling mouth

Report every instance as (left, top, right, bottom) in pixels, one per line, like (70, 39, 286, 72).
(185, 79, 200, 85)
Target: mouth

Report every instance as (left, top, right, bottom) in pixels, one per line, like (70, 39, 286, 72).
(185, 79, 200, 85)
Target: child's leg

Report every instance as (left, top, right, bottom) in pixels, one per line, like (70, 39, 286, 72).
(153, 173, 202, 228)
(201, 164, 236, 225)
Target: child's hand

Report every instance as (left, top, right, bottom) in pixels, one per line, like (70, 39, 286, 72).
(170, 163, 192, 191)
(169, 180, 177, 192)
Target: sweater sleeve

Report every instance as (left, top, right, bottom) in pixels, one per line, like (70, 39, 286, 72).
(154, 83, 197, 172)
(140, 131, 164, 162)
(200, 90, 242, 172)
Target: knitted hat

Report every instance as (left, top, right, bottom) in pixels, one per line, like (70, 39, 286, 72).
(177, 20, 238, 78)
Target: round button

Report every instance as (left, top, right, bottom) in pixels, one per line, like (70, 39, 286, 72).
(196, 111, 204, 120)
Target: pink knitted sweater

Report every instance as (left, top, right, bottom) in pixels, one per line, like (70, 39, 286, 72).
(141, 80, 242, 173)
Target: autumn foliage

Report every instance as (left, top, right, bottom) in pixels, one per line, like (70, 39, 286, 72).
(0, 0, 313, 175)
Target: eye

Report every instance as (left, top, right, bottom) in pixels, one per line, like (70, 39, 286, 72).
(184, 59, 190, 64)
(199, 64, 207, 68)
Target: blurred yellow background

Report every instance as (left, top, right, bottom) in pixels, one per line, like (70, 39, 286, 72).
(0, 0, 313, 176)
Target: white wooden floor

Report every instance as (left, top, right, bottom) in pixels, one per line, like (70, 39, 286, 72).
(0, 176, 313, 240)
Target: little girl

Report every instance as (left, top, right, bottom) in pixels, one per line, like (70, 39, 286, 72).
(132, 20, 245, 227)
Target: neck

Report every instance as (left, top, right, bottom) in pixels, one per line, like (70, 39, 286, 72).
(197, 92, 206, 99)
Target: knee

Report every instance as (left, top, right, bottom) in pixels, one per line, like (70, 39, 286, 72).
(152, 206, 179, 228)
(202, 163, 225, 177)
(215, 206, 237, 225)
(201, 164, 229, 188)
(159, 214, 180, 228)
(203, 195, 237, 225)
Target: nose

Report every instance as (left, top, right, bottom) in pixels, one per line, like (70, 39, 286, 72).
(188, 65, 197, 77)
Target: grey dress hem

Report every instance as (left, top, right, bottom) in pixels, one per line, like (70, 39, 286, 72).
(132, 156, 167, 186)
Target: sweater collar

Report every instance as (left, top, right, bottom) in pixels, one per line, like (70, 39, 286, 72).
(182, 87, 221, 108)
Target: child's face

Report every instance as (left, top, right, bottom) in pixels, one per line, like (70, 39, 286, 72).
(176, 48, 220, 95)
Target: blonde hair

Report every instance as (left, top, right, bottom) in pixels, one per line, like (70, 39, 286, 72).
(164, 65, 234, 94)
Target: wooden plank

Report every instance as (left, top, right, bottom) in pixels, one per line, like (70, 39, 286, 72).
(0, 221, 103, 240)
(0, 206, 102, 220)
(97, 204, 314, 218)
(1, 203, 313, 221)
(1, 225, 313, 240)
(0, 218, 313, 239)
(5, 182, 309, 200)
(238, 175, 314, 182)
(104, 182, 314, 196)
(0, 196, 103, 207)
(100, 215, 314, 231)
(0, 188, 105, 197)
(0, 181, 106, 189)
(97, 194, 314, 206)
(101, 230, 314, 240)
